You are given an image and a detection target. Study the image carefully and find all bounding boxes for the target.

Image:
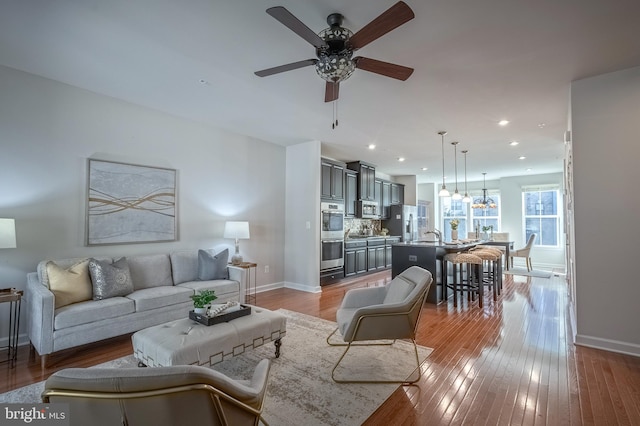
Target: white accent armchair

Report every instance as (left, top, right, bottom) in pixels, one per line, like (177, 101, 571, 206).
(42, 359, 271, 426)
(327, 266, 432, 384)
(510, 233, 537, 271)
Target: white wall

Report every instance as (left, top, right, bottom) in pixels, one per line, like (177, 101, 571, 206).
(284, 141, 321, 293)
(0, 65, 286, 344)
(571, 65, 640, 356)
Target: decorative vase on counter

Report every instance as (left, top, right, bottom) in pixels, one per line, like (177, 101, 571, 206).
(451, 230, 458, 241)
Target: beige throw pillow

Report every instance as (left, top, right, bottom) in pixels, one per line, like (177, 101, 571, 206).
(46, 259, 93, 309)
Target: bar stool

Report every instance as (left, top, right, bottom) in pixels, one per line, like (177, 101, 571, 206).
(471, 248, 501, 300)
(444, 252, 483, 308)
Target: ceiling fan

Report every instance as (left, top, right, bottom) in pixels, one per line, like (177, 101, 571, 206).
(255, 1, 415, 103)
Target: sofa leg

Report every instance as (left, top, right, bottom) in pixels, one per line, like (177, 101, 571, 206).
(40, 354, 48, 369)
(29, 343, 35, 362)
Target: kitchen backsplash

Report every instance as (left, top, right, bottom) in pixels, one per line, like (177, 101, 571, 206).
(344, 218, 382, 236)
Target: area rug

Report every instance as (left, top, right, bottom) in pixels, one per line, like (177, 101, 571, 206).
(504, 267, 553, 278)
(0, 309, 432, 426)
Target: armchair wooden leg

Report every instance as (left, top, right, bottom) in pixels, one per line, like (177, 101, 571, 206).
(40, 354, 48, 369)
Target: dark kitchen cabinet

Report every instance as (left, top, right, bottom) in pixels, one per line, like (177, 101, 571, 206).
(344, 170, 358, 217)
(344, 240, 367, 277)
(375, 179, 383, 219)
(385, 237, 400, 268)
(381, 181, 391, 219)
(321, 159, 345, 201)
(346, 161, 376, 201)
(390, 183, 404, 205)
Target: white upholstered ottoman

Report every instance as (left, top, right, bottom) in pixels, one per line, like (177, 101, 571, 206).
(132, 306, 286, 367)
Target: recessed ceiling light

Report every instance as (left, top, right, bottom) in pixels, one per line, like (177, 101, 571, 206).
(421, 167, 428, 171)
(368, 144, 376, 150)
(519, 156, 526, 160)
(199, 79, 210, 85)
(498, 119, 510, 126)
(510, 141, 519, 146)
(398, 157, 405, 162)
(526, 168, 532, 172)
(538, 123, 546, 128)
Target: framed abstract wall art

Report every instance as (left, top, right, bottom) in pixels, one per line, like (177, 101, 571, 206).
(86, 159, 177, 245)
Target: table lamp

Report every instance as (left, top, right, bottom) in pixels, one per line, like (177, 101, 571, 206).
(224, 221, 250, 265)
(0, 218, 17, 249)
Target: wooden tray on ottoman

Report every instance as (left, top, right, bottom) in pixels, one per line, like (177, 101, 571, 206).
(189, 304, 251, 326)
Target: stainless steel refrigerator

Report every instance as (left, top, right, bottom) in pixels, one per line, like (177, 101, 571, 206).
(384, 204, 418, 242)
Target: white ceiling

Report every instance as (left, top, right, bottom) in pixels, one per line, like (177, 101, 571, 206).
(2, 0, 640, 184)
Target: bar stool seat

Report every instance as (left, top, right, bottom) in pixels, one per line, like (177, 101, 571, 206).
(470, 249, 502, 300)
(444, 252, 483, 308)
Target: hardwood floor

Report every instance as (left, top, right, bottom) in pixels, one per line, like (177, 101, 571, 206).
(3, 271, 640, 425)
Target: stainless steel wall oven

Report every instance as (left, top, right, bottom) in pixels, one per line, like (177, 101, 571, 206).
(320, 202, 344, 271)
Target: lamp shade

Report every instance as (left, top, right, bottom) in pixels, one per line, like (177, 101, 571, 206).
(224, 221, 250, 240)
(0, 218, 17, 249)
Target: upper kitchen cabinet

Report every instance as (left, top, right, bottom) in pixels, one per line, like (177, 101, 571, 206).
(346, 161, 375, 201)
(344, 169, 358, 217)
(391, 182, 404, 205)
(321, 158, 345, 201)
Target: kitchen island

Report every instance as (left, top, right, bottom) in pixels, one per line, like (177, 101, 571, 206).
(391, 241, 479, 304)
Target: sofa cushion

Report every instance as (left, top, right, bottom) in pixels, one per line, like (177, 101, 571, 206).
(89, 257, 134, 300)
(170, 250, 206, 285)
(46, 259, 93, 308)
(197, 249, 229, 280)
(54, 297, 135, 330)
(127, 254, 174, 290)
(38, 257, 112, 289)
(126, 286, 193, 313)
(177, 279, 239, 297)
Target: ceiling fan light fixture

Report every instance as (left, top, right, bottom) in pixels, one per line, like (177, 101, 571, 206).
(315, 26, 355, 83)
(315, 53, 355, 82)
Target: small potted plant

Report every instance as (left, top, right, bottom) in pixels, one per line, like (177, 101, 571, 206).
(190, 289, 217, 314)
(482, 225, 493, 240)
(450, 219, 459, 241)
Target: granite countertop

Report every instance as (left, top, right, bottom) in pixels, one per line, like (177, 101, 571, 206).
(345, 235, 401, 240)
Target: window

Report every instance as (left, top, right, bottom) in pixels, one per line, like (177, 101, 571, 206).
(442, 197, 467, 241)
(523, 189, 560, 246)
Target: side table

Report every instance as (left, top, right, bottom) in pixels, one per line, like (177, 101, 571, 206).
(232, 262, 257, 304)
(0, 288, 22, 368)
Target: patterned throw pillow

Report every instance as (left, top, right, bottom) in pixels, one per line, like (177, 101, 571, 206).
(46, 259, 93, 308)
(197, 249, 229, 280)
(88, 257, 134, 300)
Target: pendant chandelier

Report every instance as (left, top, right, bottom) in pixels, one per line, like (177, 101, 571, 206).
(451, 141, 462, 200)
(472, 172, 497, 209)
(438, 131, 449, 197)
(462, 150, 471, 203)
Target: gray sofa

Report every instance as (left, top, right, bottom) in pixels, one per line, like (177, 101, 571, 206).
(26, 249, 247, 368)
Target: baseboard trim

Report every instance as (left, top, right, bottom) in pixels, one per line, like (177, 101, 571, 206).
(255, 282, 284, 293)
(575, 334, 640, 357)
(283, 281, 322, 293)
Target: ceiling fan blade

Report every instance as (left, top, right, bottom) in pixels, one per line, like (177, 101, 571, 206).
(255, 59, 317, 77)
(325, 81, 340, 102)
(349, 1, 415, 50)
(266, 6, 328, 49)
(355, 57, 414, 80)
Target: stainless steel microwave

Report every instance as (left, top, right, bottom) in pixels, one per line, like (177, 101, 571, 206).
(357, 200, 379, 219)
